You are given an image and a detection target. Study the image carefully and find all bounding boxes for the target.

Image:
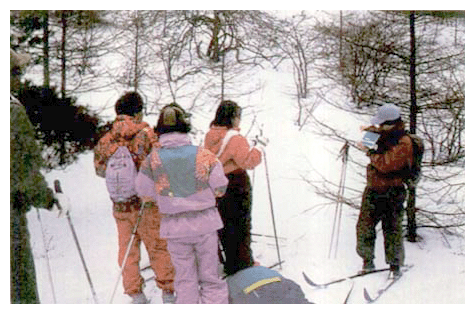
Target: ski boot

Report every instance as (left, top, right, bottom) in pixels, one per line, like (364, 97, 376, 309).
(162, 290, 176, 304)
(130, 292, 149, 304)
(358, 259, 375, 275)
(388, 265, 402, 279)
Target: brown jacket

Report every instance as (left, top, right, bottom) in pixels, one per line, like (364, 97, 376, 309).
(366, 133, 413, 192)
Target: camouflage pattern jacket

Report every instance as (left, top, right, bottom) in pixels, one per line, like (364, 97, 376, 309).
(10, 96, 54, 212)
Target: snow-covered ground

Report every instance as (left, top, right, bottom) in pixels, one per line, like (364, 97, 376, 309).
(26, 83, 465, 306)
(15, 47, 463, 307)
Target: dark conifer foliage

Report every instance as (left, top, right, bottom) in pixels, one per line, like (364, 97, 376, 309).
(17, 83, 110, 169)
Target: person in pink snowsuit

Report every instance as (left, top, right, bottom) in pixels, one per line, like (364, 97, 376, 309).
(135, 103, 229, 304)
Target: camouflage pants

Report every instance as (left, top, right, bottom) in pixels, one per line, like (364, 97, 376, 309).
(356, 186, 406, 267)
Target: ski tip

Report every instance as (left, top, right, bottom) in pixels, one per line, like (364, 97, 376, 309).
(302, 272, 313, 284)
(363, 287, 374, 303)
(302, 272, 315, 285)
(302, 272, 325, 289)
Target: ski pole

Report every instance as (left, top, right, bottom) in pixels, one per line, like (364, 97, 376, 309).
(109, 202, 146, 303)
(257, 125, 282, 269)
(54, 180, 99, 304)
(262, 149, 283, 270)
(35, 207, 57, 303)
(328, 142, 349, 259)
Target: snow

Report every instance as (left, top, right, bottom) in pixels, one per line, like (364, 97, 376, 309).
(23, 68, 465, 308)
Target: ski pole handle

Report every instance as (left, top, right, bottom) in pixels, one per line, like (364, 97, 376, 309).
(53, 179, 66, 213)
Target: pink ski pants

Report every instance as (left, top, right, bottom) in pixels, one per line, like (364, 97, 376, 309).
(166, 231, 229, 304)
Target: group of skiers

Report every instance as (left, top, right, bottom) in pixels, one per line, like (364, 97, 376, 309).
(11, 46, 416, 304)
(93, 92, 309, 304)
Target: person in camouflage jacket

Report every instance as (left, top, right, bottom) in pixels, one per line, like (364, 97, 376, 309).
(10, 49, 56, 303)
(357, 104, 413, 278)
(94, 92, 175, 303)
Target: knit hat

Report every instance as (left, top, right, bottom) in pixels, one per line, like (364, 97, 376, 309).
(370, 104, 401, 125)
(115, 92, 143, 116)
(156, 103, 191, 134)
(163, 106, 182, 126)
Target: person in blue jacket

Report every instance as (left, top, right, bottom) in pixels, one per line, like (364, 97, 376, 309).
(226, 266, 312, 304)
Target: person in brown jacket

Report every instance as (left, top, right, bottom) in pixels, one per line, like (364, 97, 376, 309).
(94, 92, 175, 303)
(356, 104, 413, 278)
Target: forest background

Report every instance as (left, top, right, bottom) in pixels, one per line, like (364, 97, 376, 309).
(8, 8, 467, 305)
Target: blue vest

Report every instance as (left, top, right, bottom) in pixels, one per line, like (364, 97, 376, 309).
(159, 145, 198, 197)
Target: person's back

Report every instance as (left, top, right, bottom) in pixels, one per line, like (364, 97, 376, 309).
(94, 113, 156, 180)
(203, 100, 269, 276)
(136, 103, 229, 304)
(227, 266, 311, 304)
(94, 92, 175, 304)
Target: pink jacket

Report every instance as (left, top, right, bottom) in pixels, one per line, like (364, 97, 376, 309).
(204, 126, 262, 174)
(135, 133, 228, 239)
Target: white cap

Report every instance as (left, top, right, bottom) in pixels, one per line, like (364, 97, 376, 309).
(370, 104, 401, 125)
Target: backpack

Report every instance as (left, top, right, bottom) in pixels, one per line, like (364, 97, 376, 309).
(105, 146, 138, 203)
(403, 133, 424, 188)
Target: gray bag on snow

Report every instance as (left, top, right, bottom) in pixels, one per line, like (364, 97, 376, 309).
(105, 146, 137, 203)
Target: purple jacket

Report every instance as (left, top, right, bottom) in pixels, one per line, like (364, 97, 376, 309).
(135, 133, 228, 238)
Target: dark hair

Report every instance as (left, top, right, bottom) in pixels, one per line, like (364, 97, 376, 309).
(115, 91, 144, 116)
(381, 117, 403, 126)
(155, 103, 192, 135)
(210, 100, 242, 129)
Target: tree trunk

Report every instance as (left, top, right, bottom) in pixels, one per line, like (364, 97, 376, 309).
(220, 52, 225, 101)
(133, 11, 140, 92)
(60, 11, 67, 99)
(407, 11, 418, 242)
(42, 11, 50, 88)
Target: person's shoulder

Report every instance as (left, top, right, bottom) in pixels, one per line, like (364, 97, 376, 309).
(197, 145, 216, 158)
(400, 134, 413, 145)
(139, 124, 157, 138)
(10, 97, 25, 116)
(228, 130, 246, 143)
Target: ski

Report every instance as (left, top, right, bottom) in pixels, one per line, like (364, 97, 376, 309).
(363, 264, 414, 303)
(302, 267, 390, 289)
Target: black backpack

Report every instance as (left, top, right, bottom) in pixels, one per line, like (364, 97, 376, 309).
(404, 133, 424, 188)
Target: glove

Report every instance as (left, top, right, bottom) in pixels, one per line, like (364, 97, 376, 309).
(52, 193, 71, 218)
(357, 141, 369, 152)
